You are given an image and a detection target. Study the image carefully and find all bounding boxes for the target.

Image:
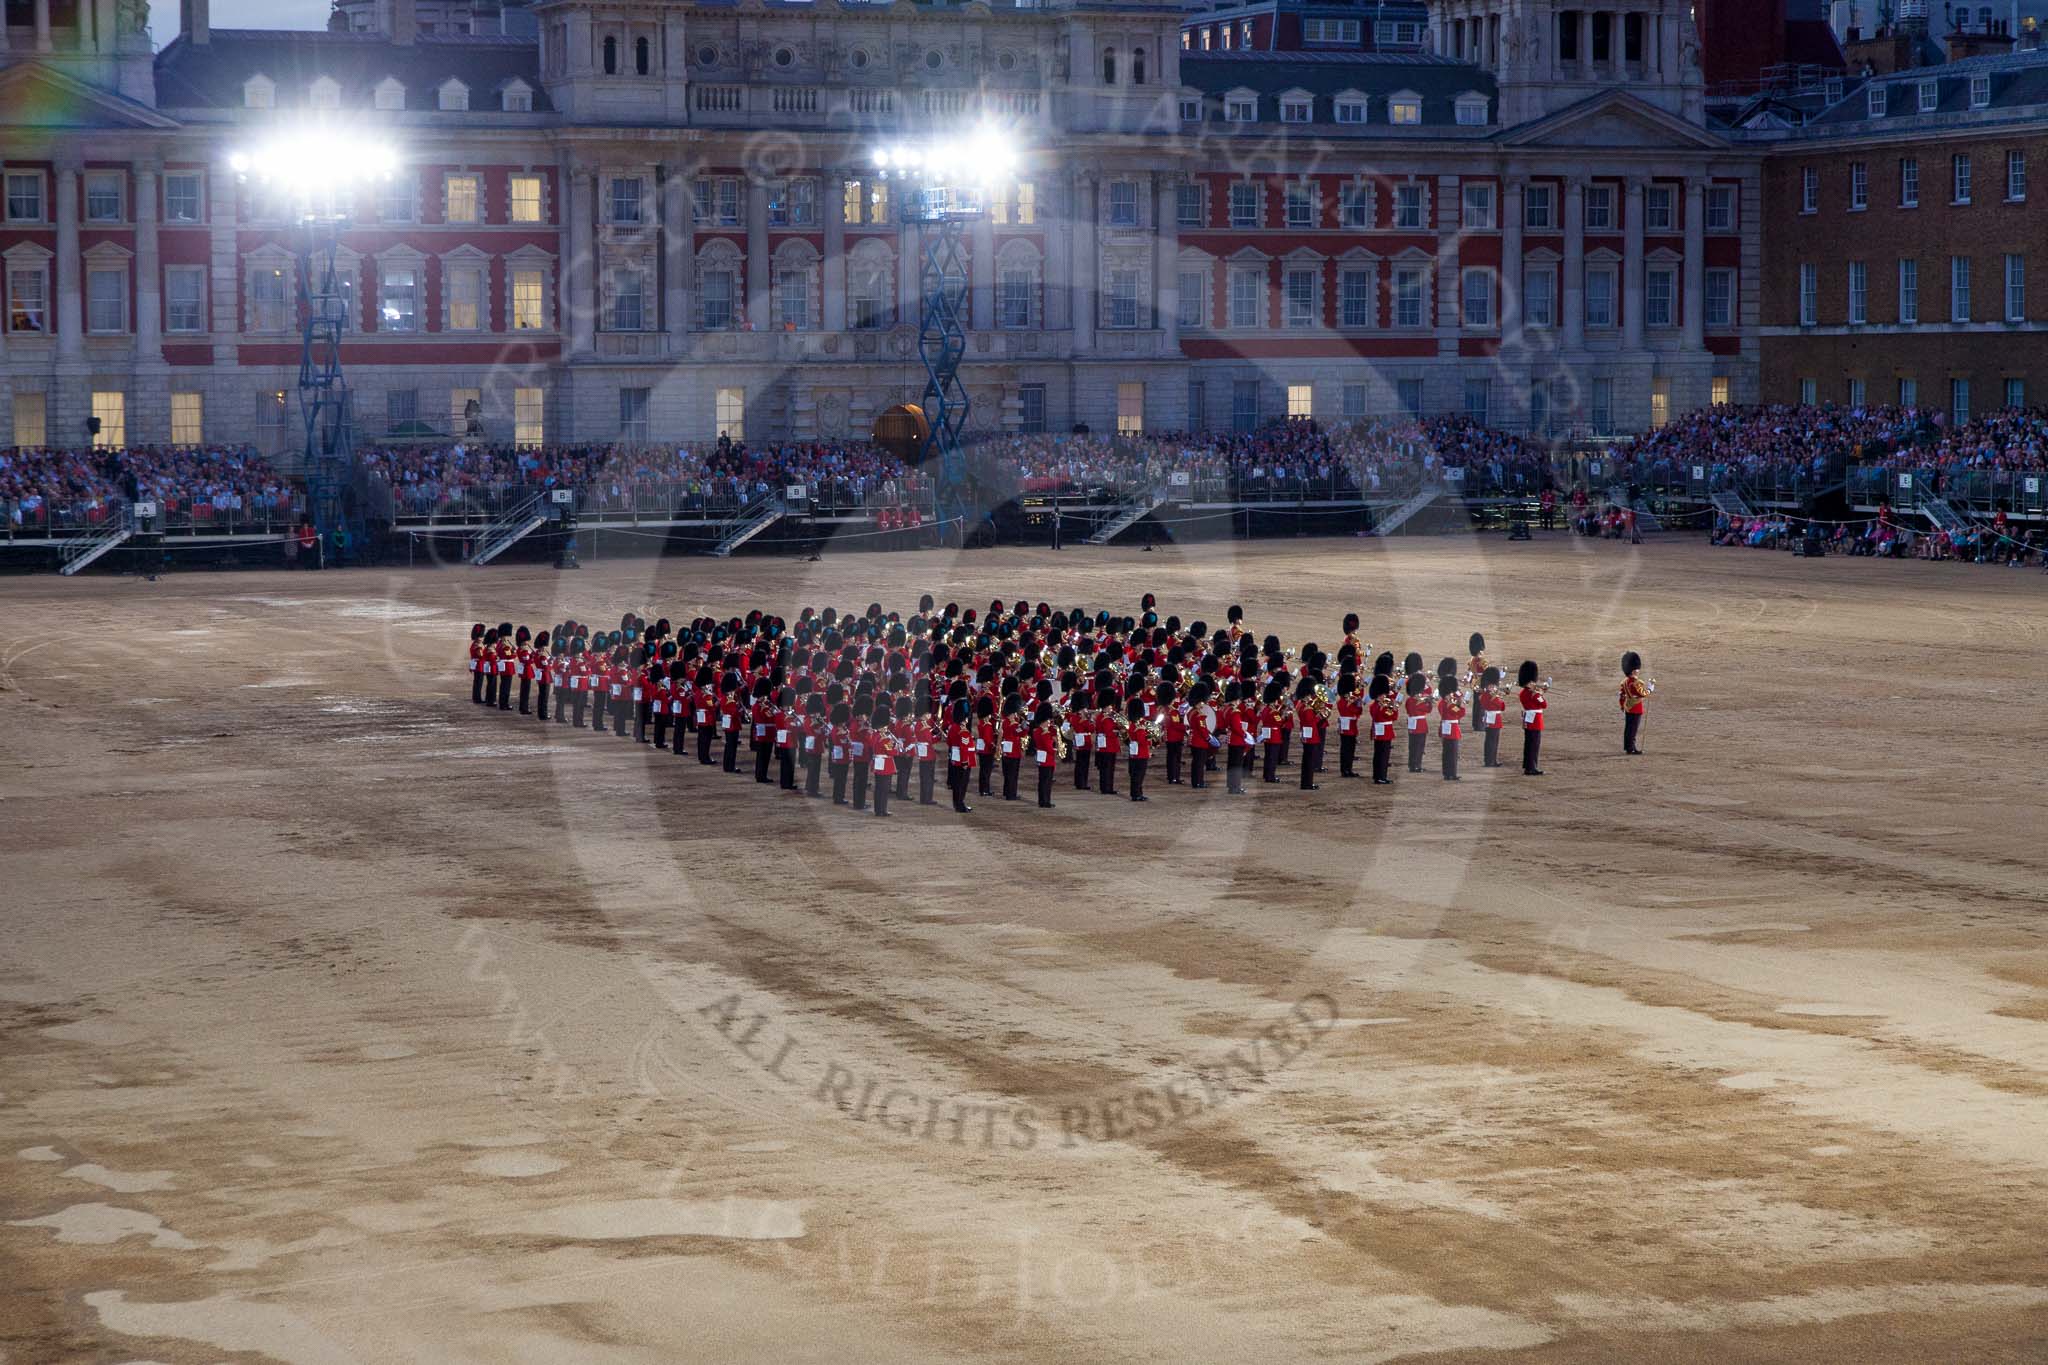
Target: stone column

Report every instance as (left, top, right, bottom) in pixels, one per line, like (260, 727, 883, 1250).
(1563, 174, 1586, 350)
(567, 167, 595, 357)
(135, 164, 162, 363)
(210, 154, 238, 370)
(1500, 178, 1523, 344)
(1155, 174, 1179, 348)
(1622, 174, 1645, 350)
(745, 179, 769, 330)
(55, 163, 82, 361)
(970, 206, 994, 332)
(1682, 175, 1705, 349)
(35, 0, 52, 53)
(1046, 178, 1071, 330)
(663, 159, 692, 344)
(822, 168, 846, 333)
(1071, 172, 1096, 353)
(1580, 10, 1593, 79)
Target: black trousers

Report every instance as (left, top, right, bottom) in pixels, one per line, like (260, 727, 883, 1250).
(753, 742, 772, 783)
(1523, 729, 1542, 774)
(1441, 736, 1460, 780)
(612, 699, 628, 737)
(851, 762, 869, 810)
(830, 762, 849, 804)
(1407, 729, 1426, 772)
(1372, 739, 1393, 782)
(589, 691, 606, 731)
(978, 752, 993, 797)
(919, 759, 937, 806)
(536, 682, 551, 722)
(483, 669, 498, 706)
(1096, 750, 1116, 795)
(949, 763, 972, 811)
(1074, 746, 1091, 790)
(498, 677, 513, 712)
(895, 764, 910, 800)
(1002, 756, 1021, 801)
(722, 731, 741, 772)
(1128, 757, 1148, 800)
(873, 773, 891, 816)
(699, 723, 716, 764)
(1624, 711, 1643, 753)
(1483, 726, 1501, 767)
(570, 690, 588, 728)
(1165, 741, 1183, 785)
(1299, 742, 1321, 789)
(472, 667, 486, 704)
(634, 701, 649, 743)
(1262, 742, 1279, 783)
(1190, 746, 1208, 788)
(1339, 732, 1357, 776)
(804, 749, 822, 796)
(779, 750, 797, 789)
(518, 677, 532, 714)
(1037, 765, 1056, 807)
(1277, 732, 1291, 768)
(1226, 749, 1247, 794)
(653, 710, 669, 749)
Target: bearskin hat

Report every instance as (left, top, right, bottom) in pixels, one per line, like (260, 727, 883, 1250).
(1622, 650, 1642, 675)
(1518, 660, 1540, 686)
(1368, 674, 1390, 699)
(1343, 612, 1361, 634)
(1227, 604, 1244, 624)
(1405, 672, 1426, 697)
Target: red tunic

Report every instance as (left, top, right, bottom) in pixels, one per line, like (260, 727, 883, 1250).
(947, 722, 976, 769)
(1403, 694, 1433, 735)
(1437, 693, 1466, 741)
(1368, 698, 1401, 741)
(1031, 725, 1060, 767)
(1518, 687, 1548, 731)
(1336, 695, 1362, 737)
(1295, 701, 1322, 747)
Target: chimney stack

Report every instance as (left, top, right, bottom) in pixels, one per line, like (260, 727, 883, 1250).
(181, 0, 210, 46)
(385, 0, 419, 45)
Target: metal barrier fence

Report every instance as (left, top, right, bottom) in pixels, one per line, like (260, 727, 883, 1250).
(1, 495, 306, 541)
(1846, 465, 2048, 515)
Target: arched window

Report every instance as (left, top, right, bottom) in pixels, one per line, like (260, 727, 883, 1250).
(1102, 48, 1117, 84)
(635, 36, 651, 76)
(602, 35, 618, 75)
(1132, 48, 1147, 85)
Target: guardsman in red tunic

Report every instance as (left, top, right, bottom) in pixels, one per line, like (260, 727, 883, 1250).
(946, 698, 976, 813)
(848, 702, 873, 811)
(775, 685, 800, 789)
(1160, 682, 1186, 785)
(632, 649, 653, 743)
(891, 695, 916, 801)
(512, 626, 535, 714)
(1187, 683, 1215, 789)
(694, 666, 718, 764)
(827, 701, 852, 804)
(1070, 691, 1095, 792)
(1367, 674, 1399, 785)
(869, 703, 898, 817)
(468, 623, 488, 704)
(1294, 677, 1324, 791)
(1031, 704, 1061, 808)
(1335, 672, 1363, 778)
(1619, 650, 1651, 755)
(1124, 696, 1154, 802)
(976, 695, 998, 798)
(915, 701, 940, 806)
(532, 630, 554, 721)
(1476, 666, 1507, 768)
(719, 675, 745, 772)
(1517, 660, 1548, 776)
(650, 663, 673, 750)
(750, 679, 776, 782)
(1258, 679, 1286, 784)
(801, 693, 827, 796)
(495, 624, 518, 713)
(999, 697, 1026, 801)
(1225, 682, 1252, 795)
(1403, 671, 1433, 773)
(1436, 659, 1466, 781)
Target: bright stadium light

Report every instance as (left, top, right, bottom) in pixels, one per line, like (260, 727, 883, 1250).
(869, 121, 1022, 199)
(230, 129, 400, 202)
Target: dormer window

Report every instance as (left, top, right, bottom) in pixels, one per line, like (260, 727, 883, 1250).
(1334, 92, 1367, 124)
(1454, 92, 1489, 126)
(243, 74, 275, 110)
(438, 79, 469, 112)
(1389, 91, 1422, 125)
(1224, 91, 1257, 123)
(1867, 84, 1887, 117)
(373, 77, 406, 111)
(1279, 91, 1312, 123)
(502, 79, 533, 113)
(1918, 79, 1938, 112)
(1970, 73, 1991, 108)
(309, 76, 341, 110)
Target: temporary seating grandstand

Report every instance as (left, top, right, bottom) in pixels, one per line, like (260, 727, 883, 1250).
(57, 508, 133, 576)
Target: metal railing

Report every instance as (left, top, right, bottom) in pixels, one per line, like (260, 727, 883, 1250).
(1847, 465, 2048, 516)
(1, 494, 306, 541)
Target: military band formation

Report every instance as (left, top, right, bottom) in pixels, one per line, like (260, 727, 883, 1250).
(463, 596, 1655, 817)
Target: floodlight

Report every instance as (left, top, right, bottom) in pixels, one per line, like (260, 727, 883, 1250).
(231, 129, 400, 199)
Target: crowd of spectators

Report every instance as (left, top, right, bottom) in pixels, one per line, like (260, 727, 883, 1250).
(1, 445, 294, 532)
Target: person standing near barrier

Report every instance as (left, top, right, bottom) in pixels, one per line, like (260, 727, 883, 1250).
(1619, 651, 1651, 755)
(1518, 660, 1548, 776)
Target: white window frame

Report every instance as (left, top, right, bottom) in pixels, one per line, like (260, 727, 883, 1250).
(1867, 84, 1887, 117)
(1849, 161, 1867, 210)
(6, 171, 45, 223)
(1462, 182, 1495, 230)
(1388, 94, 1421, 125)
(1900, 156, 1919, 207)
(1585, 184, 1614, 229)
(1338, 182, 1370, 228)
(1898, 258, 1918, 324)
(1523, 183, 1554, 230)
(1228, 181, 1260, 228)
(86, 261, 128, 334)
(438, 79, 470, 112)
(1279, 95, 1312, 124)
(1392, 263, 1427, 328)
(378, 259, 422, 334)
(1339, 265, 1373, 329)
(1918, 79, 1938, 112)
(1228, 264, 1264, 328)
(1705, 266, 1734, 329)
(1523, 264, 1556, 329)
(1951, 254, 1971, 321)
(1953, 153, 1972, 205)
(1283, 181, 1314, 229)
(1705, 185, 1735, 231)
(1800, 166, 1819, 214)
(1176, 182, 1204, 228)
(1799, 262, 1818, 326)
(2005, 253, 2024, 322)
(444, 172, 482, 225)
(1334, 96, 1367, 124)
(1108, 180, 1140, 228)
(1454, 94, 1488, 126)
(1283, 264, 1317, 328)
(1645, 263, 1676, 328)
(1970, 73, 1991, 108)
(1645, 184, 1675, 231)
(84, 171, 124, 224)
(165, 264, 207, 333)
(1847, 259, 1867, 324)
(1460, 267, 1494, 328)
(1225, 95, 1257, 123)
(2008, 150, 2027, 202)
(1393, 182, 1425, 229)
(1585, 262, 1617, 329)
(373, 77, 406, 111)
